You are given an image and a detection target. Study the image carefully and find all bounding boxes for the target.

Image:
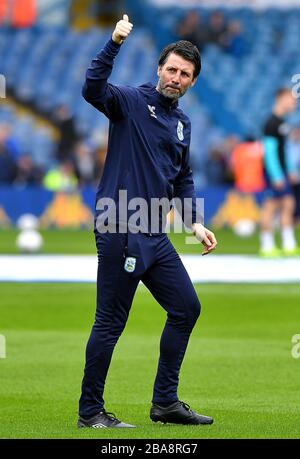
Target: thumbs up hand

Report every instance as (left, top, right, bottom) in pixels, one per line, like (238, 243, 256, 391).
(112, 14, 133, 44)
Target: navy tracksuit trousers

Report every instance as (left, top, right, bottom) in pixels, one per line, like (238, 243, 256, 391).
(79, 231, 201, 417)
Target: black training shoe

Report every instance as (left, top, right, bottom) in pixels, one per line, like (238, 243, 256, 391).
(150, 401, 213, 425)
(77, 410, 136, 428)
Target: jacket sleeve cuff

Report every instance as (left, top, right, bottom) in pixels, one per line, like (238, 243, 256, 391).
(109, 37, 122, 47)
(107, 37, 122, 53)
(96, 38, 122, 61)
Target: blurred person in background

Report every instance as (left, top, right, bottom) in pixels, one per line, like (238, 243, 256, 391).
(43, 160, 78, 192)
(207, 10, 228, 50)
(231, 136, 265, 193)
(205, 135, 239, 185)
(0, 123, 17, 184)
(223, 20, 248, 58)
(176, 10, 210, 52)
(14, 153, 44, 187)
(52, 105, 79, 162)
(0, 122, 22, 161)
(288, 126, 300, 225)
(74, 140, 97, 186)
(176, 10, 244, 56)
(205, 145, 229, 185)
(260, 88, 299, 257)
(93, 134, 108, 184)
(78, 13, 217, 430)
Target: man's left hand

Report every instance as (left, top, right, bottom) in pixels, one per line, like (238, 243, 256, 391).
(191, 223, 217, 256)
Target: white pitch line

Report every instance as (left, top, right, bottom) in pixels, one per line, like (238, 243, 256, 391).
(0, 254, 300, 283)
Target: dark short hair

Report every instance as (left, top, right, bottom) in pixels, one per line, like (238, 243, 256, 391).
(158, 40, 201, 79)
(275, 87, 292, 99)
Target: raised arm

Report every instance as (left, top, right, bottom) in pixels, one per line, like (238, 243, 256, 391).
(82, 14, 136, 121)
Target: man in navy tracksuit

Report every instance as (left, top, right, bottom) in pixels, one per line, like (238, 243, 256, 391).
(78, 14, 217, 429)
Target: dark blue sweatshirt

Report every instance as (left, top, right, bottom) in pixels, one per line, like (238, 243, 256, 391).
(82, 38, 201, 232)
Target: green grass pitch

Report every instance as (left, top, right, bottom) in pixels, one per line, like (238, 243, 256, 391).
(0, 227, 265, 255)
(0, 227, 299, 255)
(1, 281, 300, 439)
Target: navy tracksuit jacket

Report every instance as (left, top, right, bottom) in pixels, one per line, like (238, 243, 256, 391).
(79, 39, 202, 416)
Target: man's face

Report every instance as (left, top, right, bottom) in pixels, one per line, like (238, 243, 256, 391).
(280, 91, 297, 114)
(156, 53, 197, 101)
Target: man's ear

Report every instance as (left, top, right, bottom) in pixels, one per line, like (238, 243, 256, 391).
(190, 77, 197, 88)
(157, 66, 161, 78)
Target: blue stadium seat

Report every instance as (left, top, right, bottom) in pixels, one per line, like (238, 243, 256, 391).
(1, 8, 300, 185)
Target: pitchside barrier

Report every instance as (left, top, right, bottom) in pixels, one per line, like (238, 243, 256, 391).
(0, 186, 265, 230)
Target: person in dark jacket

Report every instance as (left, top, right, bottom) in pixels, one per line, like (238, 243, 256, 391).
(78, 14, 217, 429)
(176, 10, 210, 52)
(53, 105, 79, 162)
(0, 124, 17, 184)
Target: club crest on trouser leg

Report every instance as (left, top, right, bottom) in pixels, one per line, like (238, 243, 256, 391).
(124, 257, 136, 273)
(177, 120, 184, 141)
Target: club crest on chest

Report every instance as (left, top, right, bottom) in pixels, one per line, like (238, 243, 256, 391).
(177, 120, 184, 141)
